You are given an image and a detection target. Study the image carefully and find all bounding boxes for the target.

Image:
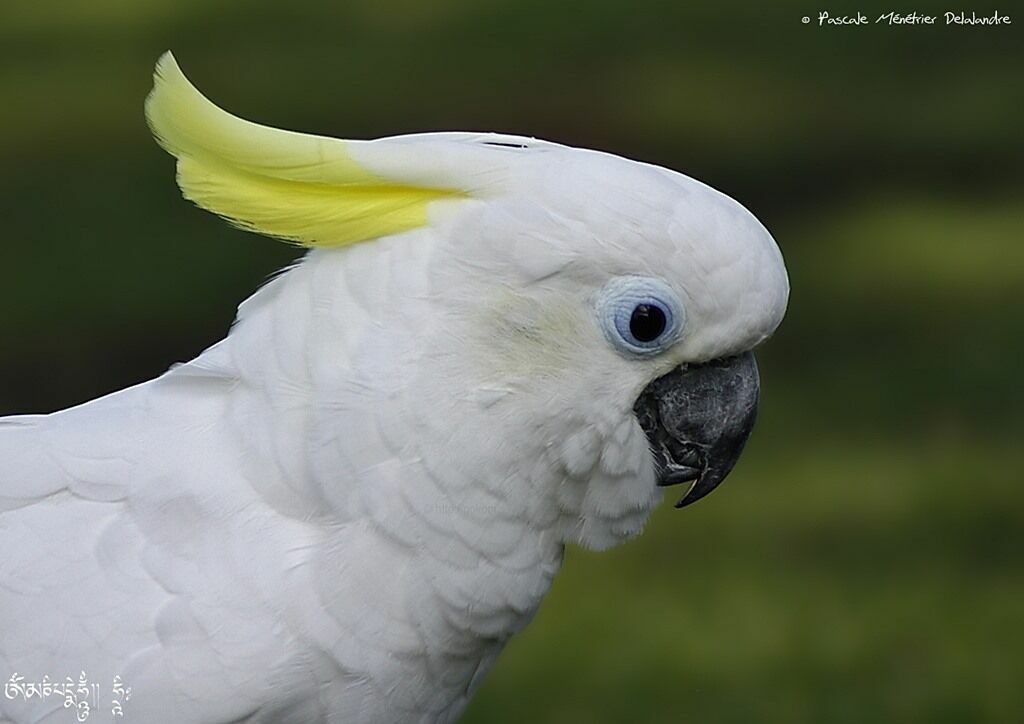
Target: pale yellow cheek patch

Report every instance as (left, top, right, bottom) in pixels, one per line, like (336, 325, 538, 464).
(146, 52, 463, 247)
(474, 290, 588, 381)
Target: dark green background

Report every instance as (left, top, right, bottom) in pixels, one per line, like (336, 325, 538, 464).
(2, 1, 1022, 721)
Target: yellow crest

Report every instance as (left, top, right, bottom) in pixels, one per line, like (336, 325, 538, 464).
(145, 52, 465, 247)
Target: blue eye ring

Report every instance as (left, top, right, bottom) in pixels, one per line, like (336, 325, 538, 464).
(597, 276, 685, 356)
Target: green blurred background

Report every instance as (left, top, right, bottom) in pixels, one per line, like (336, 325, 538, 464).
(2, 1, 1022, 721)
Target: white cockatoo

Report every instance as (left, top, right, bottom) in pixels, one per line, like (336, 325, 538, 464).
(0, 53, 788, 723)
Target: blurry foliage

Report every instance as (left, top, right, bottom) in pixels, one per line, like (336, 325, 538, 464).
(1, 0, 1022, 721)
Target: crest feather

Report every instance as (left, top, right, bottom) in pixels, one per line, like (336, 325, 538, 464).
(145, 52, 464, 247)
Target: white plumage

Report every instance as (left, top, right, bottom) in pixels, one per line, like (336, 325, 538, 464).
(0, 54, 788, 723)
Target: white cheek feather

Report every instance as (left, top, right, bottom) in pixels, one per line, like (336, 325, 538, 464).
(599, 416, 650, 477)
(558, 426, 602, 478)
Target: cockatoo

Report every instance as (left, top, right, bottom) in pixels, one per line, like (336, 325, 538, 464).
(0, 53, 788, 723)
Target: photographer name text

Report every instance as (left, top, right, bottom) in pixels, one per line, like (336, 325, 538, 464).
(808, 11, 1011, 25)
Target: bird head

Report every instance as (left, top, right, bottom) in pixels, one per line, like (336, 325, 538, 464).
(147, 53, 788, 551)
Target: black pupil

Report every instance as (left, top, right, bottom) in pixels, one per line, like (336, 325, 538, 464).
(629, 304, 667, 343)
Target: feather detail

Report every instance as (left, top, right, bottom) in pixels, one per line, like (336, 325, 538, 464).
(145, 52, 465, 247)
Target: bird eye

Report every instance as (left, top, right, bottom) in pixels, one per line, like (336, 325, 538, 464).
(597, 276, 685, 356)
(629, 304, 667, 342)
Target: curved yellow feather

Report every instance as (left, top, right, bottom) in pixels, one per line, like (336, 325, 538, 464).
(145, 52, 463, 247)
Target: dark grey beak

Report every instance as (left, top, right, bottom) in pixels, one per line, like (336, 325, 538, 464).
(633, 352, 760, 508)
